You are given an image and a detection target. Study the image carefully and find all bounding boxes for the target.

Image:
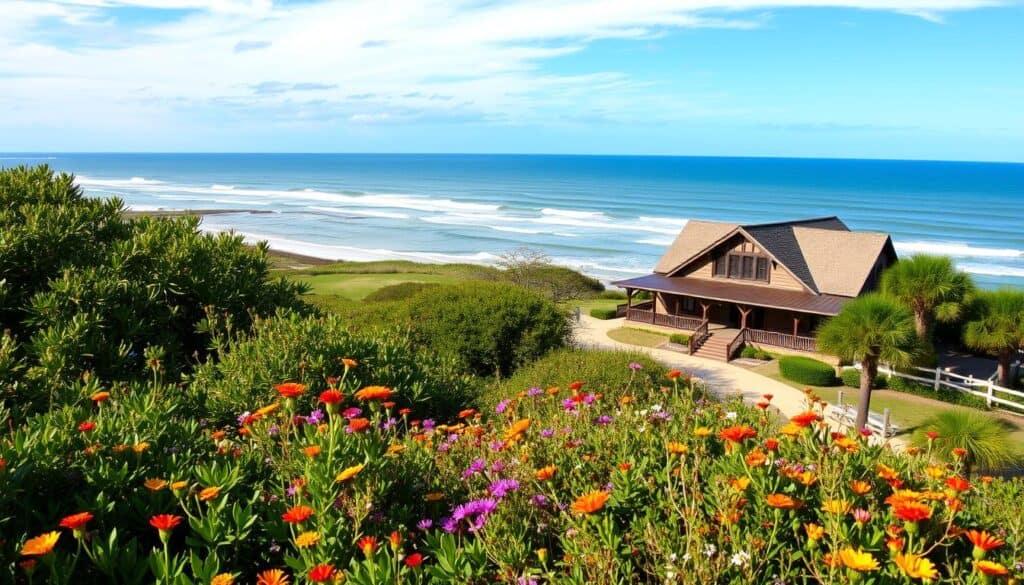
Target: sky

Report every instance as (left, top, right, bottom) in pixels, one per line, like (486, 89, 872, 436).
(1, 0, 1022, 161)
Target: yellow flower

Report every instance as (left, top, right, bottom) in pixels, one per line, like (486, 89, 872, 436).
(838, 548, 878, 572)
(132, 442, 150, 453)
(256, 403, 280, 417)
(335, 463, 365, 483)
(667, 442, 689, 455)
(294, 531, 320, 549)
(424, 492, 444, 502)
(198, 486, 221, 502)
(924, 465, 945, 480)
(729, 477, 751, 491)
(20, 532, 60, 556)
(211, 574, 235, 585)
(171, 480, 189, 492)
(821, 499, 851, 515)
(144, 478, 167, 491)
(387, 444, 406, 455)
(693, 427, 712, 438)
(894, 552, 939, 580)
(779, 423, 802, 437)
(804, 523, 825, 540)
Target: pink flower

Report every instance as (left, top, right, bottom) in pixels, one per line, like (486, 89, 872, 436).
(852, 508, 872, 524)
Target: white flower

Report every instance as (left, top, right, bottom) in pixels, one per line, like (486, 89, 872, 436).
(725, 411, 738, 419)
(651, 404, 663, 412)
(682, 553, 692, 563)
(731, 550, 750, 567)
(704, 544, 717, 557)
(669, 553, 677, 562)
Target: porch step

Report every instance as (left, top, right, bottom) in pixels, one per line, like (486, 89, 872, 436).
(691, 331, 740, 362)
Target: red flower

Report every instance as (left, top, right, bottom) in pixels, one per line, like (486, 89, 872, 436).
(892, 502, 931, 523)
(149, 514, 182, 532)
(347, 418, 371, 433)
(666, 370, 682, 380)
(764, 438, 780, 451)
(568, 381, 584, 391)
(789, 411, 821, 428)
(925, 431, 939, 440)
(405, 552, 424, 567)
(358, 535, 379, 556)
(59, 512, 94, 531)
(399, 408, 412, 416)
(275, 382, 306, 398)
(318, 389, 344, 404)
(308, 564, 335, 582)
(718, 425, 757, 443)
(78, 421, 96, 432)
(282, 505, 314, 524)
(945, 477, 971, 491)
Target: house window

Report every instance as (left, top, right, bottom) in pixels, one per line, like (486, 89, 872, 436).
(714, 253, 770, 283)
(681, 296, 697, 313)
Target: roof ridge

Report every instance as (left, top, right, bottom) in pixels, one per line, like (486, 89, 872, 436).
(741, 216, 843, 229)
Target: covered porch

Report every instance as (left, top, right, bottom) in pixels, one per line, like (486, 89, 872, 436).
(613, 274, 850, 358)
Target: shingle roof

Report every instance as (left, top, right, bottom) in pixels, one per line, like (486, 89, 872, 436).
(653, 216, 892, 297)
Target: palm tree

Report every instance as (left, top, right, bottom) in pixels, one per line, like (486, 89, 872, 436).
(963, 289, 1024, 388)
(881, 254, 974, 342)
(911, 409, 1020, 476)
(818, 293, 918, 431)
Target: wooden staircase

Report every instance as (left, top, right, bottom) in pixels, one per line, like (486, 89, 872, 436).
(692, 329, 741, 362)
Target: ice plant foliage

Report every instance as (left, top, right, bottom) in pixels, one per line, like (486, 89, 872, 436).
(1, 362, 1021, 583)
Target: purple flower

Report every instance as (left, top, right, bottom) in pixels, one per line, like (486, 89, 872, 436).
(342, 407, 362, 419)
(527, 387, 543, 397)
(437, 442, 451, 452)
(488, 479, 520, 499)
(417, 519, 433, 531)
(490, 459, 506, 473)
(540, 429, 554, 439)
(519, 578, 538, 585)
(495, 399, 511, 414)
(629, 362, 643, 371)
(594, 415, 613, 425)
(561, 398, 576, 411)
(450, 498, 499, 532)
(440, 516, 457, 533)
(286, 485, 298, 497)
(381, 417, 397, 430)
(422, 419, 436, 432)
(267, 424, 280, 436)
(582, 393, 597, 405)
(489, 440, 505, 452)
(306, 409, 324, 425)
(462, 458, 486, 478)
(530, 494, 548, 508)
(237, 411, 251, 425)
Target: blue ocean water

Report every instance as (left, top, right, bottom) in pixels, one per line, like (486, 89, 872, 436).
(3, 153, 1023, 288)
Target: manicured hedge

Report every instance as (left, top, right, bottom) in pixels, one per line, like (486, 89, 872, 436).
(669, 333, 690, 344)
(840, 367, 887, 389)
(590, 307, 619, 320)
(778, 356, 838, 386)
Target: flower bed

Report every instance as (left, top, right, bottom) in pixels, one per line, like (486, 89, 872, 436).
(2, 360, 1022, 583)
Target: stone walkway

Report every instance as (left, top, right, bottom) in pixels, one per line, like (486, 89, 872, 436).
(573, 315, 903, 447)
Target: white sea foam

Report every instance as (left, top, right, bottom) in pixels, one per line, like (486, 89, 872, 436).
(638, 216, 688, 227)
(211, 184, 235, 191)
(308, 206, 411, 220)
(957, 263, 1024, 278)
(126, 204, 178, 212)
(541, 208, 608, 219)
(895, 240, 1023, 259)
(635, 237, 675, 246)
(77, 175, 163, 187)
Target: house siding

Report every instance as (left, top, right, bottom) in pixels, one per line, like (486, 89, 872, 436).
(678, 235, 808, 293)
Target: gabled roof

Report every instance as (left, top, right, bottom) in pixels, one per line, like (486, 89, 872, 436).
(653, 216, 893, 297)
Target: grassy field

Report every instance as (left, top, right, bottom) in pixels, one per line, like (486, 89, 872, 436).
(606, 326, 670, 348)
(751, 359, 1024, 442)
(292, 272, 459, 301)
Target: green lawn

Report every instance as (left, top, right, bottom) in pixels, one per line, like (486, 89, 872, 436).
(292, 272, 459, 302)
(607, 326, 669, 348)
(751, 360, 1024, 442)
(566, 298, 624, 313)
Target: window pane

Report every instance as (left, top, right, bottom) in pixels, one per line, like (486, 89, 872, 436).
(728, 255, 740, 278)
(714, 256, 726, 276)
(742, 256, 754, 279)
(756, 258, 768, 281)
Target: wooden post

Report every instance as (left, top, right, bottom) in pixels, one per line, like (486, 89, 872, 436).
(700, 301, 710, 321)
(737, 305, 751, 330)
(933, 367, 941, 391)
(883, 408, 891, 438)
(837, 389, 844, 407)
(626, 289, 633, 310)
(792, 316, 800, 338)
(650, 293, 657, 324)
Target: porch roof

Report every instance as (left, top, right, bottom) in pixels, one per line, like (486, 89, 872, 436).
(612, 273, 850, 316)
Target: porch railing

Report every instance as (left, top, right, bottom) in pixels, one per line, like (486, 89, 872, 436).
(688, 319, 710, 354)
(653, 313, 704, 330)
(727, 328, 748, 361)
(745, 328, 817, 352)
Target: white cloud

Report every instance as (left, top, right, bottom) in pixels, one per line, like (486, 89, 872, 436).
(0, 0, 1004, 142)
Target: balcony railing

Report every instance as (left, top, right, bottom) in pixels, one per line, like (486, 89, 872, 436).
(744, 328, 817, 352)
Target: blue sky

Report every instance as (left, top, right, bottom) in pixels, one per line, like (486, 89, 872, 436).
(1, 0, 1022, 161)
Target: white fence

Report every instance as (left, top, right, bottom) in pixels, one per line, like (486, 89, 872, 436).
(844, 363, 1024, 415)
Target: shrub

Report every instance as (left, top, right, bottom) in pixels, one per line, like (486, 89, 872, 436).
(590, 307, 619, 320)
(403, 282, 569, 377)
(669, 333, 690, 345)
(840, 367, 887, 389)
(911, 408, 1021, 473)
(778, 356, 838, 386)
(191, 310, 478, 423)
(363, 281, 440, 302)
(740, 345, 773, 360)
(597, 289, 628, 300)
(886, 374, 988, 409)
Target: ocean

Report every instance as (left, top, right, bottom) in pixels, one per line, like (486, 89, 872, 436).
(3, 153, 1023, 289)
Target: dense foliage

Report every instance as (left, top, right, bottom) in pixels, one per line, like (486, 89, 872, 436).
(589, 308, 619, 320)
(778, 356, 839, 387)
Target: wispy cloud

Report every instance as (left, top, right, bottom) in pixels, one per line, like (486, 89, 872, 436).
(234, 39, 272, 52)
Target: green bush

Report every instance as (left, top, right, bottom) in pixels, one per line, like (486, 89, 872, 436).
(590, 307, 619, 320)
(597, 289, 628, 300)
(886, 375, 988, 409)
(911, 409, 1020, 473)
(840, 367, 887, 389)
(740, 345, 773, 360)
(403, 281, 570, 378)
(482, 348, 665, 411)
(778, 356, 838, 386)
(669, 333, 690, 345)
(363, 281, 440, 302)
(191, 310, 478, 423)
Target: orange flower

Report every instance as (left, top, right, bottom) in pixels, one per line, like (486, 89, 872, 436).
(20, 532, 60, 556)
(335, 463, 365, 482)
(570, 491, 610, 515)
(318, 389, 344, 404)
(535, 465, 557, 480)
(667, 441, 689, 455)
(951, 447, 968, 458)
(198, 486, 221, 501)
(850, 480, 872, 495)
(876, 464, 900, 481)
(765, 493, 802, 510)
(358, 535, 379, 556)
(59, 512, 94, 534)
(355, 386, 394, 401)
(730, 477, 751, 491)
(149, 514, 182, 532)
(975, 561, 1009, 576)
(256, 569, 290, 585)
(308, 564, 336, 582)
(90, 391, 111, 403)
(342, 358, 358, 368)
(505, 418, 531, 440)
(282, 505, 314, 524)
(718, 425, 757, 443)
(892, 501, 931, 523)
(424, 492, 444, 502)
(211, 574, 235, 585)
(347, 418, 371, 433)
(894, 552, 939, 580)
(693, 427, 712, 438)
(789, 411, 820, 428)
(745, 449, 767, 467)
(945, 476, 971, 491)
(666, 370, 682, 380)
(274, 382, 306, 398)
(821, 499, 851, 515)
(302, 445, 321, 458)
(568, 381, 584, 391)
(966, 530, 1005, 559)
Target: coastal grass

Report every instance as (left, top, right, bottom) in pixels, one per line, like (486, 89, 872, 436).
(606, 326, 669, 348)
(292, 271, 460, 301)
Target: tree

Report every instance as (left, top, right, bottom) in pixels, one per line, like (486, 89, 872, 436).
(817, 293, 918, 431)
(963, 289, 1024, 388)
(496, 247, 603, 302)
(881, 254, 974, 342)
(911, 409, 1020, 476)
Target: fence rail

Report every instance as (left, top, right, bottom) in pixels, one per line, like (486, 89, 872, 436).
(744, 328, 817, 352)
(844, 363, 1024, 415)
(726, 328, 747, 361)
(653, 313, 704, 331)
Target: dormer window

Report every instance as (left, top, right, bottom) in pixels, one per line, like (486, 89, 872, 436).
(713, 253, 769, 282)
